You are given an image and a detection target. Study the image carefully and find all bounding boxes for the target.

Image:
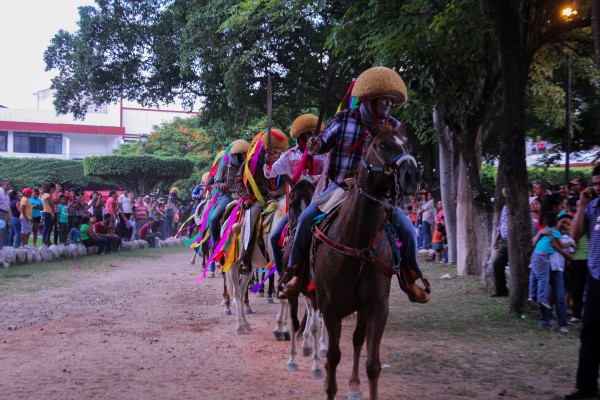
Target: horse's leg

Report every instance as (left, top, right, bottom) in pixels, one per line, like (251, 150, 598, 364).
(239, 273, 253, 331)
(222, 272, 231, 315)
(190, 245, 198, 265)
(274, 298, 288, 341)
(323, 310, 342, 400)
(229, 268, 248, 335)
(310, 307, 324, 380)
(319, 317, 328, 358)
(243, 279, 253, 314)
(302, 296, 314, 356)
(267, 272, 275, 302)
(365, 307, 388, 400)
(349, 309, 367, 398)
(286, 296, 299, 372)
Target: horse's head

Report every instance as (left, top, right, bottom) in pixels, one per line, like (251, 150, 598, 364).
(358, 125, 420, 202)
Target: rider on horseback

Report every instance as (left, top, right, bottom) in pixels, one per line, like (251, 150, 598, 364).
(283, 66, 428, 302)
(263, 114, 327, 279)
(235, 129, 289, 274)
(208, 140, 250, 275)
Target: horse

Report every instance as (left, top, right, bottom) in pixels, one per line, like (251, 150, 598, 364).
(282, 178, 328, 379)
(225, 195, 287, 335)
(312, 125, 420, 400)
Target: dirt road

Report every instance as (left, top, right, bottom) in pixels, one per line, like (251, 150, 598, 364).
(0, 248, 579, 399)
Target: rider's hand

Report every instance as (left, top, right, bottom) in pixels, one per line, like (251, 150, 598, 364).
(221, 183, 229, 192)
(269, 191, 280, 199)
(307, 137, 320, 155)
(265, 153, 276, 165)
(243, 199, 253, 209)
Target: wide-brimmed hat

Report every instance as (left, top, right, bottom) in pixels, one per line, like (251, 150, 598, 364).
(351, 66, 408, 104)
(290, 114, 325, 139)
(260, 129, 289, 149)
(230, 139, 250, 154)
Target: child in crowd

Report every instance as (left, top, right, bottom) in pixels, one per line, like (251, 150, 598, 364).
(528, 212, 563, 311)
(542, 214, 576, 333)
(57, 195, 69, 244)
(431, 219, 445, 262)
(29, 189, 43, 247)
(68, 221, 81, 244)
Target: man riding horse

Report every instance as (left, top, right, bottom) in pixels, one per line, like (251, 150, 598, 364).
(208, 140, 250, 275)
(283, 66, 428, 303)
(235, 129, 289, 275)
(263, 114, 327, 279)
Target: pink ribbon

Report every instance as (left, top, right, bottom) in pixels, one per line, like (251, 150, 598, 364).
(194, 199, 242, 284)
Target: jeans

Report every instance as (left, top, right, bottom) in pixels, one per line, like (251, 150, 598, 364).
(209, 195, 233, 246)
(574, 274, 600, 395)
(134, 220, 146, 240)
(289, 182, 339, 267)
(165, 215, 174, 238)
(118, 213, 133, 239)
(490, 239, 509, 295)
(572, 259, 589, 320)
(59, 222, 69, 244)
(41, 212, 54, 245)
(539, 270, 568, 328)
(269, 214, 288, 275)
(528, 252, 550, 305)
(420, 221, 432, 249)
(0, 210, 6, 249)
(10, 217, 21, 248)
(394, 209, 422, 275)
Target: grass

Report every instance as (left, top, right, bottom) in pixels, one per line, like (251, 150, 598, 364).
(384, 260, 580, 399)
(0, 245, 186, 297)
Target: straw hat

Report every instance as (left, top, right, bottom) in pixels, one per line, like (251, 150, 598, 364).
(230, 139, 250, 154)
(170, 187, 179, 194)
(201, 172, 210, 183)
(260, 128, 289, 149)
(351, 66, 408, 104)
(289, 114, 325, 139)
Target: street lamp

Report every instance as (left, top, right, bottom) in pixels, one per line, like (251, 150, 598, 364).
(140, 133, 148, 155)
(561, 5, 576, 183)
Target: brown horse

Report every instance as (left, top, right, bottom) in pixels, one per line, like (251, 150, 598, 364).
(312, 125, 420, 400)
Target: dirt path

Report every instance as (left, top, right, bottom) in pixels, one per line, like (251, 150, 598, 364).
(0, 249, 579, 399)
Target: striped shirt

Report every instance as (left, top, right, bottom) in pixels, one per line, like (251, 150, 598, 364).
(584, 198, 600, 279)
(318, 109, 401, 185)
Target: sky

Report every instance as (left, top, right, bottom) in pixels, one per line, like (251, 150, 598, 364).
(0, 0, 95, 109)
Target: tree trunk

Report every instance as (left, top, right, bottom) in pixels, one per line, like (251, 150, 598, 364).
(593, 0, 600, 68)
(455, 155, 476, 276)
(434, 108, 457, 264)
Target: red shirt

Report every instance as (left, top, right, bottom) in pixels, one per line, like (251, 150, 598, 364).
(139, 222, 153, 239)
(93, 221, 109, 235)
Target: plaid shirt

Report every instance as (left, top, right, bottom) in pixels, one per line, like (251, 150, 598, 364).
(584, 198, 600, 280)
(318, 108, 401, 184)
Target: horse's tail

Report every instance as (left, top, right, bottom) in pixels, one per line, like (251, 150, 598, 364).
(296, 309, 307, 339)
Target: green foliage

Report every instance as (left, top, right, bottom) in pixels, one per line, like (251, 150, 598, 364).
(0, 157, 115, 190)
(83, 155, 194, 195)
(480, 164, 593, 193)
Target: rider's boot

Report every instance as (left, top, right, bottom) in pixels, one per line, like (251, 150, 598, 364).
(398, 265, 430, 304)
(282, 262, 304, 297)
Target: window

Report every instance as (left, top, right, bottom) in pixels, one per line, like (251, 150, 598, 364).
(13, 132, 62, 154)
(0, 131, 6, 151)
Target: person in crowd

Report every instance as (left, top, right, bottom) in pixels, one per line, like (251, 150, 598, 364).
(68, 220, 81, 244)
(432, 219, 445, 263)
(151, 200, 166, 239)
(0, 178, 11, 250)
(8, 190, 22, 248)
(419, 192, 435, 250)
(569, 178, 586, 210)
(29, 189, 43, 247)
(235, 129, 288, 275)
(19, 188, 33, 249)
(51, 182, 69, 245)
(163, 198, 175, 238)
(491, 190, 510, 297)
(104, 190, 118, 222)
(56, 195, 70, 244)
(530, 196, 542, 229)
(542, 214, 576, 333)
(565, 165, 600, 400)
(117, 189, 133, 240)
(132, 195, 149, 240)
(528, 211, 563, 311)
(93, 216, 122, 253)
(138, 216, 160, 248)
(40, 183, 55, 247)
(80, 216, 107, 255)
(90, 192, 104, 222)
(73, 188, 88, 224)
(570, 199, 589, 324)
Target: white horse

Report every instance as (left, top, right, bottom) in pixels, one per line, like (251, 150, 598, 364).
(225, 195, 289, 337)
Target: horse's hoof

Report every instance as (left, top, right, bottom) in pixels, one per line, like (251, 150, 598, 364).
(283, 332, 291, 341)
(220, 299, 226, 306)
(302, 346, 313, 357)
(286, 362, 298, 372)
(235, 326, 247, 335)
(207, 271, 215, 278)
(273, 331, 285, 341)
(222, 309, 232, 316)
(347, 391, 362, 400)
(190, 260, 195, 265)
(267, 296, 274, 304)
(242, 322, 252, 332)
(244, 306, 254, 314)
(311, 368, 324, 380)
(257, 292, 264, 297)
(319, 348, 327, 358)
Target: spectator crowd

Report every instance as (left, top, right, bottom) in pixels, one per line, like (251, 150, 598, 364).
(0, 180, 182, 258)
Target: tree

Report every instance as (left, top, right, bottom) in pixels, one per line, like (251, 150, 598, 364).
(82, 155, 194, 195)
(479, 0, 591, 313)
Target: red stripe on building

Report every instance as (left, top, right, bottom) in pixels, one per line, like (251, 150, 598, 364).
(0, 121, 125, 135)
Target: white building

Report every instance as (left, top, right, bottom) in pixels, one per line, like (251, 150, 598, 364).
(0, 88, 197, 160)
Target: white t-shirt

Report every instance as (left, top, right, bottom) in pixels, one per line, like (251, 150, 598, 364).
(550, 234, 575, 272)
(118, 194, 132, 214)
